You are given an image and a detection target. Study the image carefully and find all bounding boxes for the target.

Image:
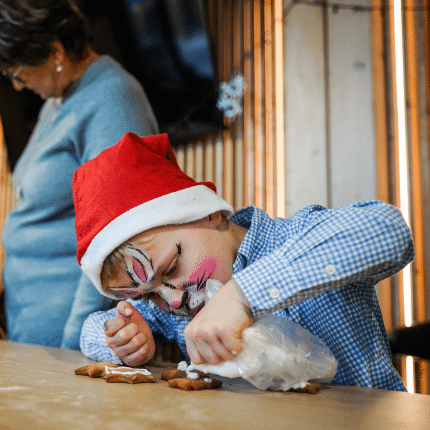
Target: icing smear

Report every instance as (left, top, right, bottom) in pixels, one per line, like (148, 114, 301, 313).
(105, 366, 152, 376)
(177, 361, 212, 383)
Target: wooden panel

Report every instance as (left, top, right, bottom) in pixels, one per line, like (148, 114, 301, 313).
(328, 0, 377, 208)
(371, 0, 394, 332)
(0, 120, 17, 295)
(284, 4, 327, 216)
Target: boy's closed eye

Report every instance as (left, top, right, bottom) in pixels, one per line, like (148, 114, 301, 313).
(163, 244, 182, 277)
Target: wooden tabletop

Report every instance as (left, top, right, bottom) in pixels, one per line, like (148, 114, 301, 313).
(0, 340, 429, 430)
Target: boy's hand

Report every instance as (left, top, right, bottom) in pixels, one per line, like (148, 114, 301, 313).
(103, 301, 156, 367)
(184, 279, 253, 365)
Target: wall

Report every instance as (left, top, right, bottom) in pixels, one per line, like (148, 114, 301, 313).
(284, 0, 376, 215)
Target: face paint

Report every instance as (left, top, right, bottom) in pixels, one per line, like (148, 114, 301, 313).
(109, 244, 154, 299)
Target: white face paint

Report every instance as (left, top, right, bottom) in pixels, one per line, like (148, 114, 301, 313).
(107, 243, 212, 316)
(106, 216, 236, 316)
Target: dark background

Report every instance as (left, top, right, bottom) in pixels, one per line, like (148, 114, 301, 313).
(0, 0, 223, 170)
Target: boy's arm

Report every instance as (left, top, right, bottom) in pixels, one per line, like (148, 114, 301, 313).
(185, 200, 413, 364)
(235, 200, 414, 317)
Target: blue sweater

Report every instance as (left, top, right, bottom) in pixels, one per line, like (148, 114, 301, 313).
(2, 55, 158, 349)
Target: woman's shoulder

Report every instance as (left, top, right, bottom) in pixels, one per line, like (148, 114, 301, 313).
(84, 56, 142, 90)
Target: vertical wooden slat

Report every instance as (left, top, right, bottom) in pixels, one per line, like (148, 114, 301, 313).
(175, 144, 185, 172)
(221, 1, 234, 206)
(273, 0, 285, 218)
(405, 0, 429, 395)
(253, 1, 264, 210)
(243, 0, 254, 207)
(0, 118, 18, 295)
(388, 0, 406, 327)
(371, 0, 393, 331)
(203, 137, 215, 184)
(233, 0, 244, 210)
(405, 0, 426, 325)
(264, 0, 274, 217)
(214, 135, 224, 196)
(194, 140, 204, 182)
(185, 142, 195, 179)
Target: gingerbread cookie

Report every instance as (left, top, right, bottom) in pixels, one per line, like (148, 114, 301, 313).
(75, 362, 155, 384)
(288, 382, 321, 394)
(75, 361, 119, 378)
(161, 361, 222, 391)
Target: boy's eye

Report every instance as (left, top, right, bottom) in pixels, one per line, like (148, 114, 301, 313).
(165, 263, 177, 277)
(164, 243, 181, 277)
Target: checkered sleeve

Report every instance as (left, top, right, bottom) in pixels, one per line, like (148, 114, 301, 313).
(80, 306, 122, 364)
(80, 299, 192, 363)
(233, 201, 414, 317)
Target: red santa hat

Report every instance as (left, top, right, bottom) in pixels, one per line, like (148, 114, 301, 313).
(73, 132, 234, 294)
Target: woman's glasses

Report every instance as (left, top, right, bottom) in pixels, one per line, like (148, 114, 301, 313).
(1, 65, 25, 84)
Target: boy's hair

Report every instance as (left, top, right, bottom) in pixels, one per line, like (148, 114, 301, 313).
(100, 244, 125, 295)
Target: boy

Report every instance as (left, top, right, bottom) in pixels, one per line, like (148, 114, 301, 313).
(74, 132, 413, 391)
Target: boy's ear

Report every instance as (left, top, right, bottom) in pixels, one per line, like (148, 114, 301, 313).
(207, 211, 223, 228)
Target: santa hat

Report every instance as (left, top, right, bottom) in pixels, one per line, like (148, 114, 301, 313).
(73, 132, 234, 294)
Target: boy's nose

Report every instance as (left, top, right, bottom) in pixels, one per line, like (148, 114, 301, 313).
(170, 291, 189, 309)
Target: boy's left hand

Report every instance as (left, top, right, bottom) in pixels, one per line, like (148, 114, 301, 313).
(103, 301, 156, 367)
(184, 278, 253, 365)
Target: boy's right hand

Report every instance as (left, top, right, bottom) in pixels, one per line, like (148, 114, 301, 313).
(103, 301, 156, 367)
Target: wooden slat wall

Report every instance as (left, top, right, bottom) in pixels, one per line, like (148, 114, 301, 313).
(372, 0, 430, 394)
(0, 122, 17, 297)
(175, 0, 285, 217)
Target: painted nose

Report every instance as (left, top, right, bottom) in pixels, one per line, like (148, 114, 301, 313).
(169, 291, 189, 309)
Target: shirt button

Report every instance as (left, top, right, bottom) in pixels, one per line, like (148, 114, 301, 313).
(325, 264, 336, 276)
(269, 287, 280, 299)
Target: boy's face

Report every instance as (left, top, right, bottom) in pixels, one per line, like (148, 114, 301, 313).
(106, 213, 236, 316)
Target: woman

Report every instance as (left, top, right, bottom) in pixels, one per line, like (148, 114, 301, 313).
(0, 0, 159, 349)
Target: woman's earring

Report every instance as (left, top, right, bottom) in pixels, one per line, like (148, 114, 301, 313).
(56, 63, 63, 73)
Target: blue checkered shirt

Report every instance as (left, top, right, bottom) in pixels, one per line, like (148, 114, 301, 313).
(80, 200, 413, 391)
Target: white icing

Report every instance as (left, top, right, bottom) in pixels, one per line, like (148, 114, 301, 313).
(188, 361, 241, 378)
(291, 381, 308, 389)
(186, 371, 199, 379)
(204, 378, 212, 383)
(104, 366, 152, 376)
(177, 361, 188, 371)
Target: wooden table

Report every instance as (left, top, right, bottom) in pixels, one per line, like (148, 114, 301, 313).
(0, 341, 429, 430)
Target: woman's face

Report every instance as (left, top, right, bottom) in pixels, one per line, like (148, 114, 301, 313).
(4, 55, 64, 99)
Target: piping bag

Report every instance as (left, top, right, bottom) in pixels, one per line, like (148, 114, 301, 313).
(188, 280, 338, 391)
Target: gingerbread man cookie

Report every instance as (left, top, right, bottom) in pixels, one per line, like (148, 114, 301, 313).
(161, 361, 222, 391)
(75, 362, 156, 384)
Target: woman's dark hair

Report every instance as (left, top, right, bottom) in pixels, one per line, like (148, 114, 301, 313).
(0, 0, 92, 68)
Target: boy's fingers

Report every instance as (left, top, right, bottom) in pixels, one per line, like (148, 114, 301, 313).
(116, 300, 156, 361)
(187, 334, 241, 365)
(103, 316, 126, 336)
(116, 300, 134, 318)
